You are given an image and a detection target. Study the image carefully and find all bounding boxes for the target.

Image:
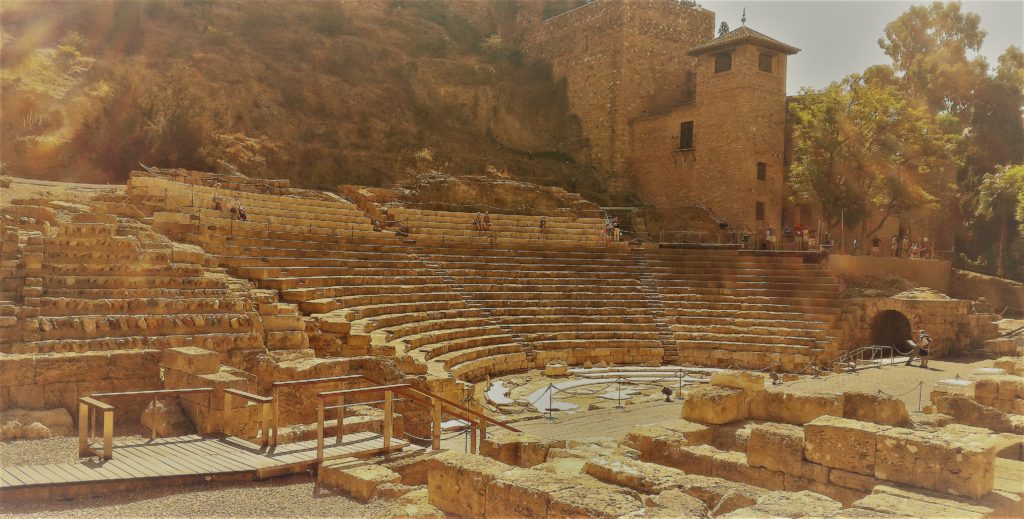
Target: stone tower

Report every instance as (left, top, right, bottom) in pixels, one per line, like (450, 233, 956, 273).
(629, 25, 799, 232)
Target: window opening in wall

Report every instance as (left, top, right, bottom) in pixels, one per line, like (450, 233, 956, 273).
(683, 71, 697, 104)
(714, 52, 732, 73)
(678, 121, 694, 150)
(757, 162, 767, 181)
(755, 202, 766, 221)
(759, 53, 773, 73)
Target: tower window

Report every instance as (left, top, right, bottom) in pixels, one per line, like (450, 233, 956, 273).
(678, 121, 694, 150)
(759, 53, 773, 72)
(757, 162, 767, 181)
(714, 52, 732, 73)
(756, 202, 766, 221)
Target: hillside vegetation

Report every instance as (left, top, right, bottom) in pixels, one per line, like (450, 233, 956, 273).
(0, 0, 611, 200)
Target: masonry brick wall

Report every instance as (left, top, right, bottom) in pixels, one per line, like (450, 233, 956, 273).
(525, 0, 714, 192)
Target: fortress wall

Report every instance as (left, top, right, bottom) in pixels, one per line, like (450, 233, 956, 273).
(525, 0, 714, 191)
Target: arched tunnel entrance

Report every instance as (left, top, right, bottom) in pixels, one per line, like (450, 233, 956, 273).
(869, 310, 912, 348)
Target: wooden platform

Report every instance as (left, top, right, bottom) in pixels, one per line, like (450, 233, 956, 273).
(0, 431, 406, 500)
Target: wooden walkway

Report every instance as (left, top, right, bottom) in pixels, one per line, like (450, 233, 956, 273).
(0, 431, 406, 499)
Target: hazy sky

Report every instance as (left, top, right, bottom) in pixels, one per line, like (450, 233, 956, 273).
(700, 0, 1024, 94)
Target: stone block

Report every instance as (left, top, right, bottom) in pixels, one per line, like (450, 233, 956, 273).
(0, 408, 73, 435)
(741, 490, 843, 519)
(641, 489, 709, 518)
(670, 444, 719, 475)
(933, 392, 1014, 433)
(426, 451, 510, 518)
(747, 422, 805, 473)
(712, 450, 785, 491)
(675, 474, 766, 515)
(319, 461, 400, 501)
(710, 370, 767, 391)
(485, 468, 580, 518)
(782, 474, 865, 507)
(162, 347, 220, 375)
(681, 385, 749, 424)
(853, 485, 997, 519)
(479, 431, 565, 468)
(748, 388, 843, 425)
(804, 416, 889, 476)
(829, 468, 880, 493)
(140, 400, 195, 437)
(583, 455, 686, 494)
(874, 426, 995, 498)
(842, 391, 911, 426)
(621, 419, 712, 458)
(547, 479, 644, 519)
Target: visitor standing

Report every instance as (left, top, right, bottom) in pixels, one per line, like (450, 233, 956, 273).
(871, 237, 881, 256)
(918, 330, 931, 368)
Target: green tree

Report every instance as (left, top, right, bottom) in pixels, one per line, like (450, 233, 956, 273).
(879, 1, 987, 117)
(789, 73, 961, 236)
(976, 165, 1024, 276)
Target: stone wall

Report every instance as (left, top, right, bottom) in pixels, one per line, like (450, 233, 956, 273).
(827, 255, 952, 294)
(951, 269, 1024, 315)
(525, 0, 714, 192)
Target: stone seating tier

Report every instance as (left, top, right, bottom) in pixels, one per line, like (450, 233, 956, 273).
(417, 333, 519, 361)
(388, 208, 609, 247)
(190, 215, 377, 241)
(4, 331, 263, 355)
(31, 296, 250, 316)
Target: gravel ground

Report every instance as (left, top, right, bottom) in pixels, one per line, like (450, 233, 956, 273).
(0, 475, 393, 518)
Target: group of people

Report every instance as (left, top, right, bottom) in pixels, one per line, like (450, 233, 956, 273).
(602, 217, 621, 244)
(766, 224, 830, 251)
(472, 211, 492, 232)
(855, 234, 933, 259)
(212, 195, 247, 221)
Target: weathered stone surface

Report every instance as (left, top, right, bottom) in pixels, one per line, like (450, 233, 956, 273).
(853, 485, 996, 519)
(162, 346, 220, 375)
(382, 488, 445, 519)
(804, 416, 890, 476)
(641, 489, 710, 518)
(747, 422, 805, 474)
(0, 408, 73, 435)
(583, 455, 686, 494)
(712, 450, 786, 491)
(874, 425, 996, 498)
(842, 391, 911, 427)
(724, 490, 842, 519)
(479, 430, 565, 468)
(675, 474, 767, 515)
(426, 451, 510, 518)
(22, 421, 52, 439)
(140, 400, 195, 437)
(829, 468, 880, 492)
(933, 391, 1017, 433)
(748, 388, 843, 425)
(319, 461, 401, 501)
(546, 478, 644, 518)
(682, 386, 749, 424)
(622, 419, 711, 459)
(710, 370, 767, 391)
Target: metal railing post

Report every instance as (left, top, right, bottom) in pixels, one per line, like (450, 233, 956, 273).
(78, 402, 89, 457)
(102, 409, 113, 459)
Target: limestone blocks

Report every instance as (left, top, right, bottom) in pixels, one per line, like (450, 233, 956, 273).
(427, 451, 512, 518)
(319, 461, 402, 501)
(973, 375, 1024, 414)
(162, 346, 220, 375)
(681, 386, 751, 424)
(479, 431, 566, 468)
(803, 416, 997, 499)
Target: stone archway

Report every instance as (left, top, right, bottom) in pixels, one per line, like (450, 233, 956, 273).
(869, 310, 913, 348)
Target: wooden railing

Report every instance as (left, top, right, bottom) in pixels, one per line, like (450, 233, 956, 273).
(224, 388, 273, 447)
(316, 383, 410, 462)
(77, 376, 518, 461)
(270, 374, 363, 447)
(78, 388, 213, 459)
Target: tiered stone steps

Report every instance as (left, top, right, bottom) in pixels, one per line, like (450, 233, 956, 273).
(422, 247, 666, 369)
(387, 207, 610, 248)
(649, 249, 842, 370)
(5, 217, 264, 360)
